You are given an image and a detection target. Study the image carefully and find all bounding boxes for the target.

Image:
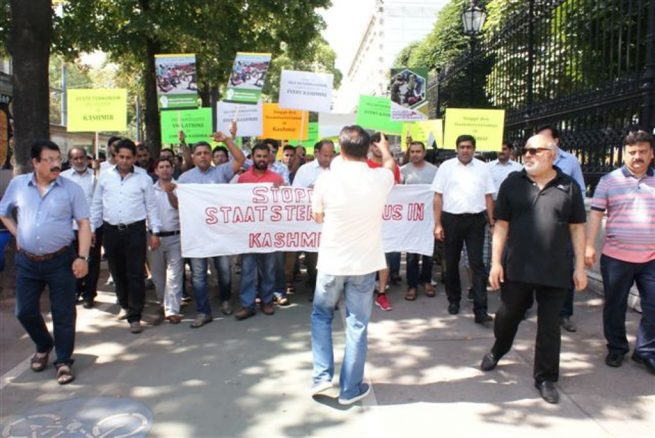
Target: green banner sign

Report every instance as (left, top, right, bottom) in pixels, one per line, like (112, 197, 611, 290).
(160, 108, 212, 145)
(289, 122, 319, 149)
(355, 95, 403, 135)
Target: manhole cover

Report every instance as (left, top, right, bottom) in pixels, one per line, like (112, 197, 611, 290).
(1, 397, 152, 437)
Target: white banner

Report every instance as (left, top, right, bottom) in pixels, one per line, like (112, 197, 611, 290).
(176, 184, 434, 258)
(278, 70, 333, 113)
(318, 112, 357, 138)
(216, 100, 262, 137)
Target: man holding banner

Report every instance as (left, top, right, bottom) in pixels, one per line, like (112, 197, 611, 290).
(310, 126, 395, 405)
(178, 127, 245, 327)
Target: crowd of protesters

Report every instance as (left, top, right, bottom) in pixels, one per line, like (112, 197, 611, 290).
(0, 124, 652, 406)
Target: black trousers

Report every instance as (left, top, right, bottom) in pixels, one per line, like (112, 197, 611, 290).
(103, 221, 147, 323)
(442, 212, 487, 316)
(73, 225, 103, 300)
(491, 280, 567, 383)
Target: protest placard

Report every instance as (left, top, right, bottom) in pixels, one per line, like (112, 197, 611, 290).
(67, 88, 127, 132)
(289, 122, 319, 149)
(262, 103, 309, 140)
(318, 112, 356, 138)
(216, 100, 262, 137)
(443, 108, 505, 151)
(225, 52, 271, 104)
(389, 68, 429, 121)
(154, 54, 198, 109)
(355, 95, 403, 135)
(176, 184, 434, 257)
(401, 119, 444, 151)
(160, 108, 212, 145)
(278, 70, 333, 113)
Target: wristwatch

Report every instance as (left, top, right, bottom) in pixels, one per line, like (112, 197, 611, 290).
(77, 256, 91, 263)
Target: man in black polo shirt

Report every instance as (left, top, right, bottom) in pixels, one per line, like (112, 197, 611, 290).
(479, 134, 587, 404)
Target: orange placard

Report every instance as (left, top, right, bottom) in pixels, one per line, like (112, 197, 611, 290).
(261, 103, 309, 140)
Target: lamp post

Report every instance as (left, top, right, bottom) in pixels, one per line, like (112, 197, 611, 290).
(461, 1, 487, 106)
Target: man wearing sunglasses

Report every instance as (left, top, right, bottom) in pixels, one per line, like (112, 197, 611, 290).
(480, 134, 587, 404)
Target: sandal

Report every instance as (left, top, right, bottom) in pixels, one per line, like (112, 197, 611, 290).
(424, 283, 436, 297)
(166, 315, 182, 324)
(56, 364, 75, 385)
(30, 348, 52, 372)
(404, 288, 417, 301)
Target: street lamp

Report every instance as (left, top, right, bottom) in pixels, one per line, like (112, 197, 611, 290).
(461, 1, 487, 106)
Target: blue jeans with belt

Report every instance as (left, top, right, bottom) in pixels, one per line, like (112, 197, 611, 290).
(601, 255, 655, 357)
(14, 247, 77, 366)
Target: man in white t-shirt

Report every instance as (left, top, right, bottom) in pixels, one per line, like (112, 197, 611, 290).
(310, 126, 395, 405)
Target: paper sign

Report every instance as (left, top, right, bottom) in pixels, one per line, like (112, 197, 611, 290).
(155, 54, 198, 109)
(216, 100, 262, 137)
(401, 120, 444, 151)
(67, 88, 127, 132)
(279, 70, 333, 113)
(444, 108, 505, 151)
(389, 68, 429, 121)
(318, 112, 356, 138)
(160, 108, 212, 145)
(225, 52, 272, 104)
(262, 103, 309, 139)
(355, 96, 403, 135)
(289, 122, 319, 149)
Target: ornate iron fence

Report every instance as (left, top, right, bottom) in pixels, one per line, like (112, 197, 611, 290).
(428, 0, 655, 195)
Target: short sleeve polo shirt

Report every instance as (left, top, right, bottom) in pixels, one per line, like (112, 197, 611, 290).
(494, 169, 586, 288)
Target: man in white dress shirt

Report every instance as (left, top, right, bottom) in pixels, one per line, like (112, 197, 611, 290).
(488, 141, 523, 198)
(91, 139, 162, 334)
(62, 147, 100, 308)
(432, 134, 496, 325)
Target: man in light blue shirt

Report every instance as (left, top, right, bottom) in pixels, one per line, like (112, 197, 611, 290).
(0, 140, 91, 385)
(537, 125, 586, 333)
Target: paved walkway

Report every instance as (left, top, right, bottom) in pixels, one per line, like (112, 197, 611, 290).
(0, 268, 653, 437)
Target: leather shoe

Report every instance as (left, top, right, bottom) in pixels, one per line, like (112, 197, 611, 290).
(535, 381, 559, 404)
(82, 298, 94, 309)
(631, 352, 655, 375)
(480, 352, 500, 371)
(129, 321, 143, 334)
(235, 307, 256, 320)
(261, 302, 275, 315)
(605, 351, 625, 368)
(448, 303, 460, 315)
(475, 314, 493, 325)
(166, 315, 182, 324)
(560, 316, 577, 332)
(190, 313, 213, 328)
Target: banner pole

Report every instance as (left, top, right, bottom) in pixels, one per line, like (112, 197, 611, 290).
(94, 132, 99, 160)
(233, 104, 241, 123)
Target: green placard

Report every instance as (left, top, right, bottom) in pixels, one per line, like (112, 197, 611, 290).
(355, 95, 403, 135)
(160, 108, 212, 145)
(289, 122, 319, 149)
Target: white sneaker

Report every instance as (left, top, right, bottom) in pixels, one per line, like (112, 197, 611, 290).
(311, 380, 334, 396)
(338, 383, 371, 405)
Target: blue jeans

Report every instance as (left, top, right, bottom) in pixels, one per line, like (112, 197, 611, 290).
(601, 255, 655, 357)
(15, 247, 77, 366)
(190, 256, 232, 315)
(406, 253, 433, 288)
(273, 252, 286, 298)
(311, 271, 376, 400)
(239, 253, 276, 309)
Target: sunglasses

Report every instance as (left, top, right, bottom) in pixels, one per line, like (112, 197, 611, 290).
(522, 147, 551, 156)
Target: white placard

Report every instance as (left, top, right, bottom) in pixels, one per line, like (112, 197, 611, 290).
(278, 70, 333, 113)
(216, 100, 262, 137)
(177, 184, 434, 257)
(318, 112, 357, 138)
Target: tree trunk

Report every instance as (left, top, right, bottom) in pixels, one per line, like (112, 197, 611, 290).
(8, 0, 52, 174)
(143, 37, 161, 157)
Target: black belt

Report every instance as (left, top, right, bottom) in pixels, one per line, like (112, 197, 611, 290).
(444, 211, 485, 217)
(20, 246, 70, 262)
(104, 220, 145, 231)
(149, 230, 180, 237)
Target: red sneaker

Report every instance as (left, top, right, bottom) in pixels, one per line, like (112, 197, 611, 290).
(375, 293, 392, 311)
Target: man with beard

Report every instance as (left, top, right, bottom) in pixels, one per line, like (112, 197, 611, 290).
(178, 127, 245, 327)
(235, 143, 283, 320)
(480, 134, 587, 404)
(62, 146, 100, 308)
(401, 140, 438, 301)
(91, 139, 162, 334)
(0, 140, 91, 384)
(585, 130, 655, 373)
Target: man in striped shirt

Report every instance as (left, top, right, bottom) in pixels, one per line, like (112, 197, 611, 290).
(585, 130, 655, 373)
